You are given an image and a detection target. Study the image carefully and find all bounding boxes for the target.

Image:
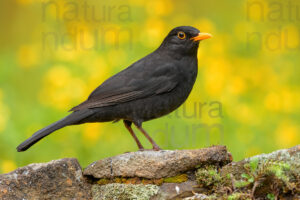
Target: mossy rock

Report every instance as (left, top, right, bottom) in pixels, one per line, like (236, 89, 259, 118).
(195, 165, 221, 187)
(92, 183, 159, 200)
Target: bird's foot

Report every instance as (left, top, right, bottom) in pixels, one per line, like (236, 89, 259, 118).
(152, 145, 162, 151)
(137, 147, 162, 151)
(124, 148, 145, 153)
(138, 148, 155, 152)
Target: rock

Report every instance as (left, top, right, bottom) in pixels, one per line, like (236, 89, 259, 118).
(84, 146, 231, 179)
(153, 180, 201, 200)
(0, 158, 91, 200)
(221, 145, 300, 179)
(91, 181, 204, 200)
(1, 145, 299, 200)
(219, 145, 300, 199)
(183, 193, 212, 200)
(246, 144, 300, 164)
(92, 183, 159, 200)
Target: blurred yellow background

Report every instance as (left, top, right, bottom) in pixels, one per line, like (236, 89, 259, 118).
(0, 0, 299, 173)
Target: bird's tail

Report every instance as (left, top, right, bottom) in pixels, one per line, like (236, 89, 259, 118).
(17, 109, 94, 152)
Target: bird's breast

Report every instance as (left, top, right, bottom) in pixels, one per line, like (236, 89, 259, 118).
(129, 58, 198, 122)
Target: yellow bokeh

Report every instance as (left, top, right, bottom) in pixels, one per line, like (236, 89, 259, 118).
(0, 90, 9, 133)
(276, 121, 299, 148)
(39, 65, 87, 110)
(55, 48, 81, 62)
(107, 49, 127, 68)
(0, 114, 7, 133)
(86, 57, 110, 95)
(82, 123, 102, 143)
(245, 0, 268, 22)
(17, 45, 39, 69)
(232, 104, 256, 125)
(264, 88, 298, 113)
(194, 19, 216, 34)
(129, 0, 145, 6)
(2, 160, 17, 174)
(228, 76, 247, 95)
(283, 24, 300, 50)
(144, 18, 166, 48)
(45, 65, 72, 88)
(69, 78, 87, 100)
(264, 92, 281, 112)
(245, 147, 262, 158)
(146, 0, 173, 16)
(16, 0, 33, 5)
(104, 27, 121, 46)
(234, 22, 255, 42)
(209, 37, 227, 56)
(280, 88, 298, 113)
(204, 59, 231, 96)
(25, 123, 43, 138)
(41, 0, 67, 21)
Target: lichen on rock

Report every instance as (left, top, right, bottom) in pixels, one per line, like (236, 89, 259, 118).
(92, 183, 159, 200)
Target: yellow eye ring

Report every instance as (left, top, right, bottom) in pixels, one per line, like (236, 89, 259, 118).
(177, 31, 186, 39)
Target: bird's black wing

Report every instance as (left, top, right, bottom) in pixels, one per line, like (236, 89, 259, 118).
(70, 62, 179, 111)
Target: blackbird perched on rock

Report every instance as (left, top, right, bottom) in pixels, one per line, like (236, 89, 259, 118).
(17, 26, 212, 152)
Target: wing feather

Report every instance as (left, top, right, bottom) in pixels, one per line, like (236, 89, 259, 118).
(70, 63, 179, 111)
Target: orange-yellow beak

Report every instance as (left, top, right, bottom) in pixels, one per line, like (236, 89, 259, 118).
(191, 32, 212, 41)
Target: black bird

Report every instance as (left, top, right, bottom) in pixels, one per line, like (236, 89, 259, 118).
(17, 26, 212, 152)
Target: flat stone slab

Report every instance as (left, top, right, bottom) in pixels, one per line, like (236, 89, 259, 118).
(83, 145, 231, 179)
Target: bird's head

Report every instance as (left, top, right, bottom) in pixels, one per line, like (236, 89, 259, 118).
(159, 26, 212, 56)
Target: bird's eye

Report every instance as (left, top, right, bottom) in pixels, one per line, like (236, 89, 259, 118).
(177, 31, 186, 40)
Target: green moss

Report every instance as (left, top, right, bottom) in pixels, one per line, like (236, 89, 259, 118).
(114, 177, 123, 183)
(244, 159, 257, 170)
(234, 180, 250, 188)
(227, 193, 251, 200)
(97, 178, 111, 185)
(196, 165, 221, 187)
(234, 173, 254, 188)
(229, 160, 299, 198)
(267, 193, 275, 200)
(265, 161, 290, 181)
(163, 174, 188, 183)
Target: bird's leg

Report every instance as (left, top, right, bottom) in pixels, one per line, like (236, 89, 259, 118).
(134, 123, 162, 151)
(123, 120, 144, 150)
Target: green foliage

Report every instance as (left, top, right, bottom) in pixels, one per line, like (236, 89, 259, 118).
(227, 193, 251, 200)
(234, 180, 251, 188)
(249, 158, 259, 172)
(234, 173, 254, 188)
(266, 162, 290, 181)
(267, 193, 275, 200)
